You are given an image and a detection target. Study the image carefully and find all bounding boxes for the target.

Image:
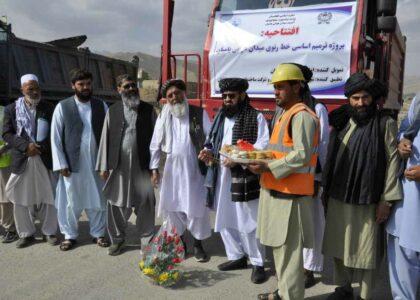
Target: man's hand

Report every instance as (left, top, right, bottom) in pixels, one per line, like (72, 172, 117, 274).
(222, 157, 237, 168)
(26, 143, 41, 157)
(151, 170, 160, 188)
(247, 161, 270, 175)
(60, 168, 71, 177)
(376, 202, 391, 224)
(404, 165, 420, 182)
(99, 171, 109, 181)
(198, 149, 214, 165)
(398, 138, 412, 159)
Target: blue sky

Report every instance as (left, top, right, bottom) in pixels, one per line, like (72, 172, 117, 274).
(3, 0, 419, 76)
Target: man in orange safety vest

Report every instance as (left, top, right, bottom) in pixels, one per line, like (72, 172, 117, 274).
(248, 63, 319, 300)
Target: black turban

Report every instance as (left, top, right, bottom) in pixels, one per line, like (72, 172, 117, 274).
(291, 63, 313, 82)
(161, 79, 186, 97)
(344, 73, 388, 99)
(219, 78, 249, 93)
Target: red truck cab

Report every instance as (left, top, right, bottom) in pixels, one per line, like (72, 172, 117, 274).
(161, 0, 405, 119)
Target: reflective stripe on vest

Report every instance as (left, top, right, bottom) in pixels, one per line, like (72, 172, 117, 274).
(261, 102, 319, 196)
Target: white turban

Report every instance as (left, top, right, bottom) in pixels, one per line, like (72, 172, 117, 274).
(20, 74, 39, 86)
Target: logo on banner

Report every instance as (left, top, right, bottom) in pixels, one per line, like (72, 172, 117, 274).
(318, 12, 333, 24)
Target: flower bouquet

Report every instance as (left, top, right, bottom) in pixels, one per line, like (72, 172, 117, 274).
(139, 223, 185, 287)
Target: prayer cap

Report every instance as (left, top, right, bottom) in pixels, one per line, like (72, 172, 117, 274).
(344, 73, 388, 99)
(161, 78, 186, 97)
(20, 74, 39, 86)
(219, 78, 249, 93)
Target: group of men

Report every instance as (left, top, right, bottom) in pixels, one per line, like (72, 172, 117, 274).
(0, 70, 156, 253)
(0, 63, 419, 300)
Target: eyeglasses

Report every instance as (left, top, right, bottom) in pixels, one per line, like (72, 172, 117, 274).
(122, 83, 137, 89)
(221, 93, 237, 99)
(166, 90, 182, 98)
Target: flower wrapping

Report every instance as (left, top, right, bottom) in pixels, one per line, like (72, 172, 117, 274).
(139, 222, 185, 286)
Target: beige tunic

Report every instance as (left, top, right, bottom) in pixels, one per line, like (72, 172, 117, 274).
(257, 110, 317, 248)
(322, 117, 402, 269)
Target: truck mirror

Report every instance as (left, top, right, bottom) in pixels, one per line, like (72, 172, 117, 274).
(377, 16, 396, 33)
(377, 0, 397, 16)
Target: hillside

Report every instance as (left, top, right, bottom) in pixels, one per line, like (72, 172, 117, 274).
(104, 51, 420, 97)
(102, 51, 199, 81)
(101, 51, 161, 79)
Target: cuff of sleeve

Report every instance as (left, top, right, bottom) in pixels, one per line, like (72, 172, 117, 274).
(268, 159, 287, 179)
(53, 164, 68, 172)
(379, 197, 402, 204)
(149, 163, 160, 170)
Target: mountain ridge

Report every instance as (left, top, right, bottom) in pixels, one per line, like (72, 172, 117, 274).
(103, 51, 420, 95)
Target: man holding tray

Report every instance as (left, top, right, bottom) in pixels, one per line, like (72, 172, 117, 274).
(247, 64, 319, 300)
(199, 78, 269, 284)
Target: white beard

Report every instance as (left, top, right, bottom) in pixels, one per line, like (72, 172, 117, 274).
(25, 96, 40, 107)
(121, 94, 140, 109)
(169, 102, 187, 118)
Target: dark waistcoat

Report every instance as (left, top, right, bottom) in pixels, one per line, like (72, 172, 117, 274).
(107, 101, 155, 171)
(188, 105, 207, 175)
(60, 97, 106, 172)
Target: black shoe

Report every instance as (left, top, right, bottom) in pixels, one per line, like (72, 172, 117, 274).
(257, 289, 281, 300)
(43, 235, 58, 246)
(16, 236, 35, 248)
(108, 241, 124, 256)
(326, 286, 353, 300)
(2, 231, 19, 243)
(193, 240, 208, 262)
(217, 256, 247, 271)
(304, 271, 316, 288)
(251, 265, 266, 284)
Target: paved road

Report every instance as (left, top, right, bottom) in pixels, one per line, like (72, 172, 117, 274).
(0, 208, 393, 300)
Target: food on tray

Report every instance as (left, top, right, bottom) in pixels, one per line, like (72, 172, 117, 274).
(220, 144, 274, 161)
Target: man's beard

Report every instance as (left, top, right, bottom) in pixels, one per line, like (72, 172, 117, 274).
(169, 101, 187, 118)
(222, 103, 240, 118)
(75, 89, 92, 101)
(121, 92, 140, 109)
(25, 96, 40, 107)
(349, 103, 377, 125)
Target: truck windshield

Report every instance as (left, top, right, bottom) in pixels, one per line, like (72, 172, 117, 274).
(219, 0, 355, 11)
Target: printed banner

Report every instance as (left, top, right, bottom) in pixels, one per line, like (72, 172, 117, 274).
(209, 2, 357, 99)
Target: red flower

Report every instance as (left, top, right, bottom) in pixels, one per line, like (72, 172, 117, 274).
(172, 257, 182, 264)
(153, 237, 160, 243)
(174, 237, 180, 245)
(176, 246, 184, 254)
(166, 236, 173, 244)
(163, 231, 168, 238)
(167, 265, 174, 270)
(157, 246, 163, 252)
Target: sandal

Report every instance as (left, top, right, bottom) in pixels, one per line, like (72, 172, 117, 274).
(257, 290, 281, 300)
(60, 239, 77, 251)
(93, 237, 109, 248)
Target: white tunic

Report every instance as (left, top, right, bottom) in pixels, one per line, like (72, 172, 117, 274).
(387, 96, 420, 252)
(6, 156, 55, 207)
(150, 106, 211, 219)
(214, 113, 269, 234)
(51, 97, 107, 211)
